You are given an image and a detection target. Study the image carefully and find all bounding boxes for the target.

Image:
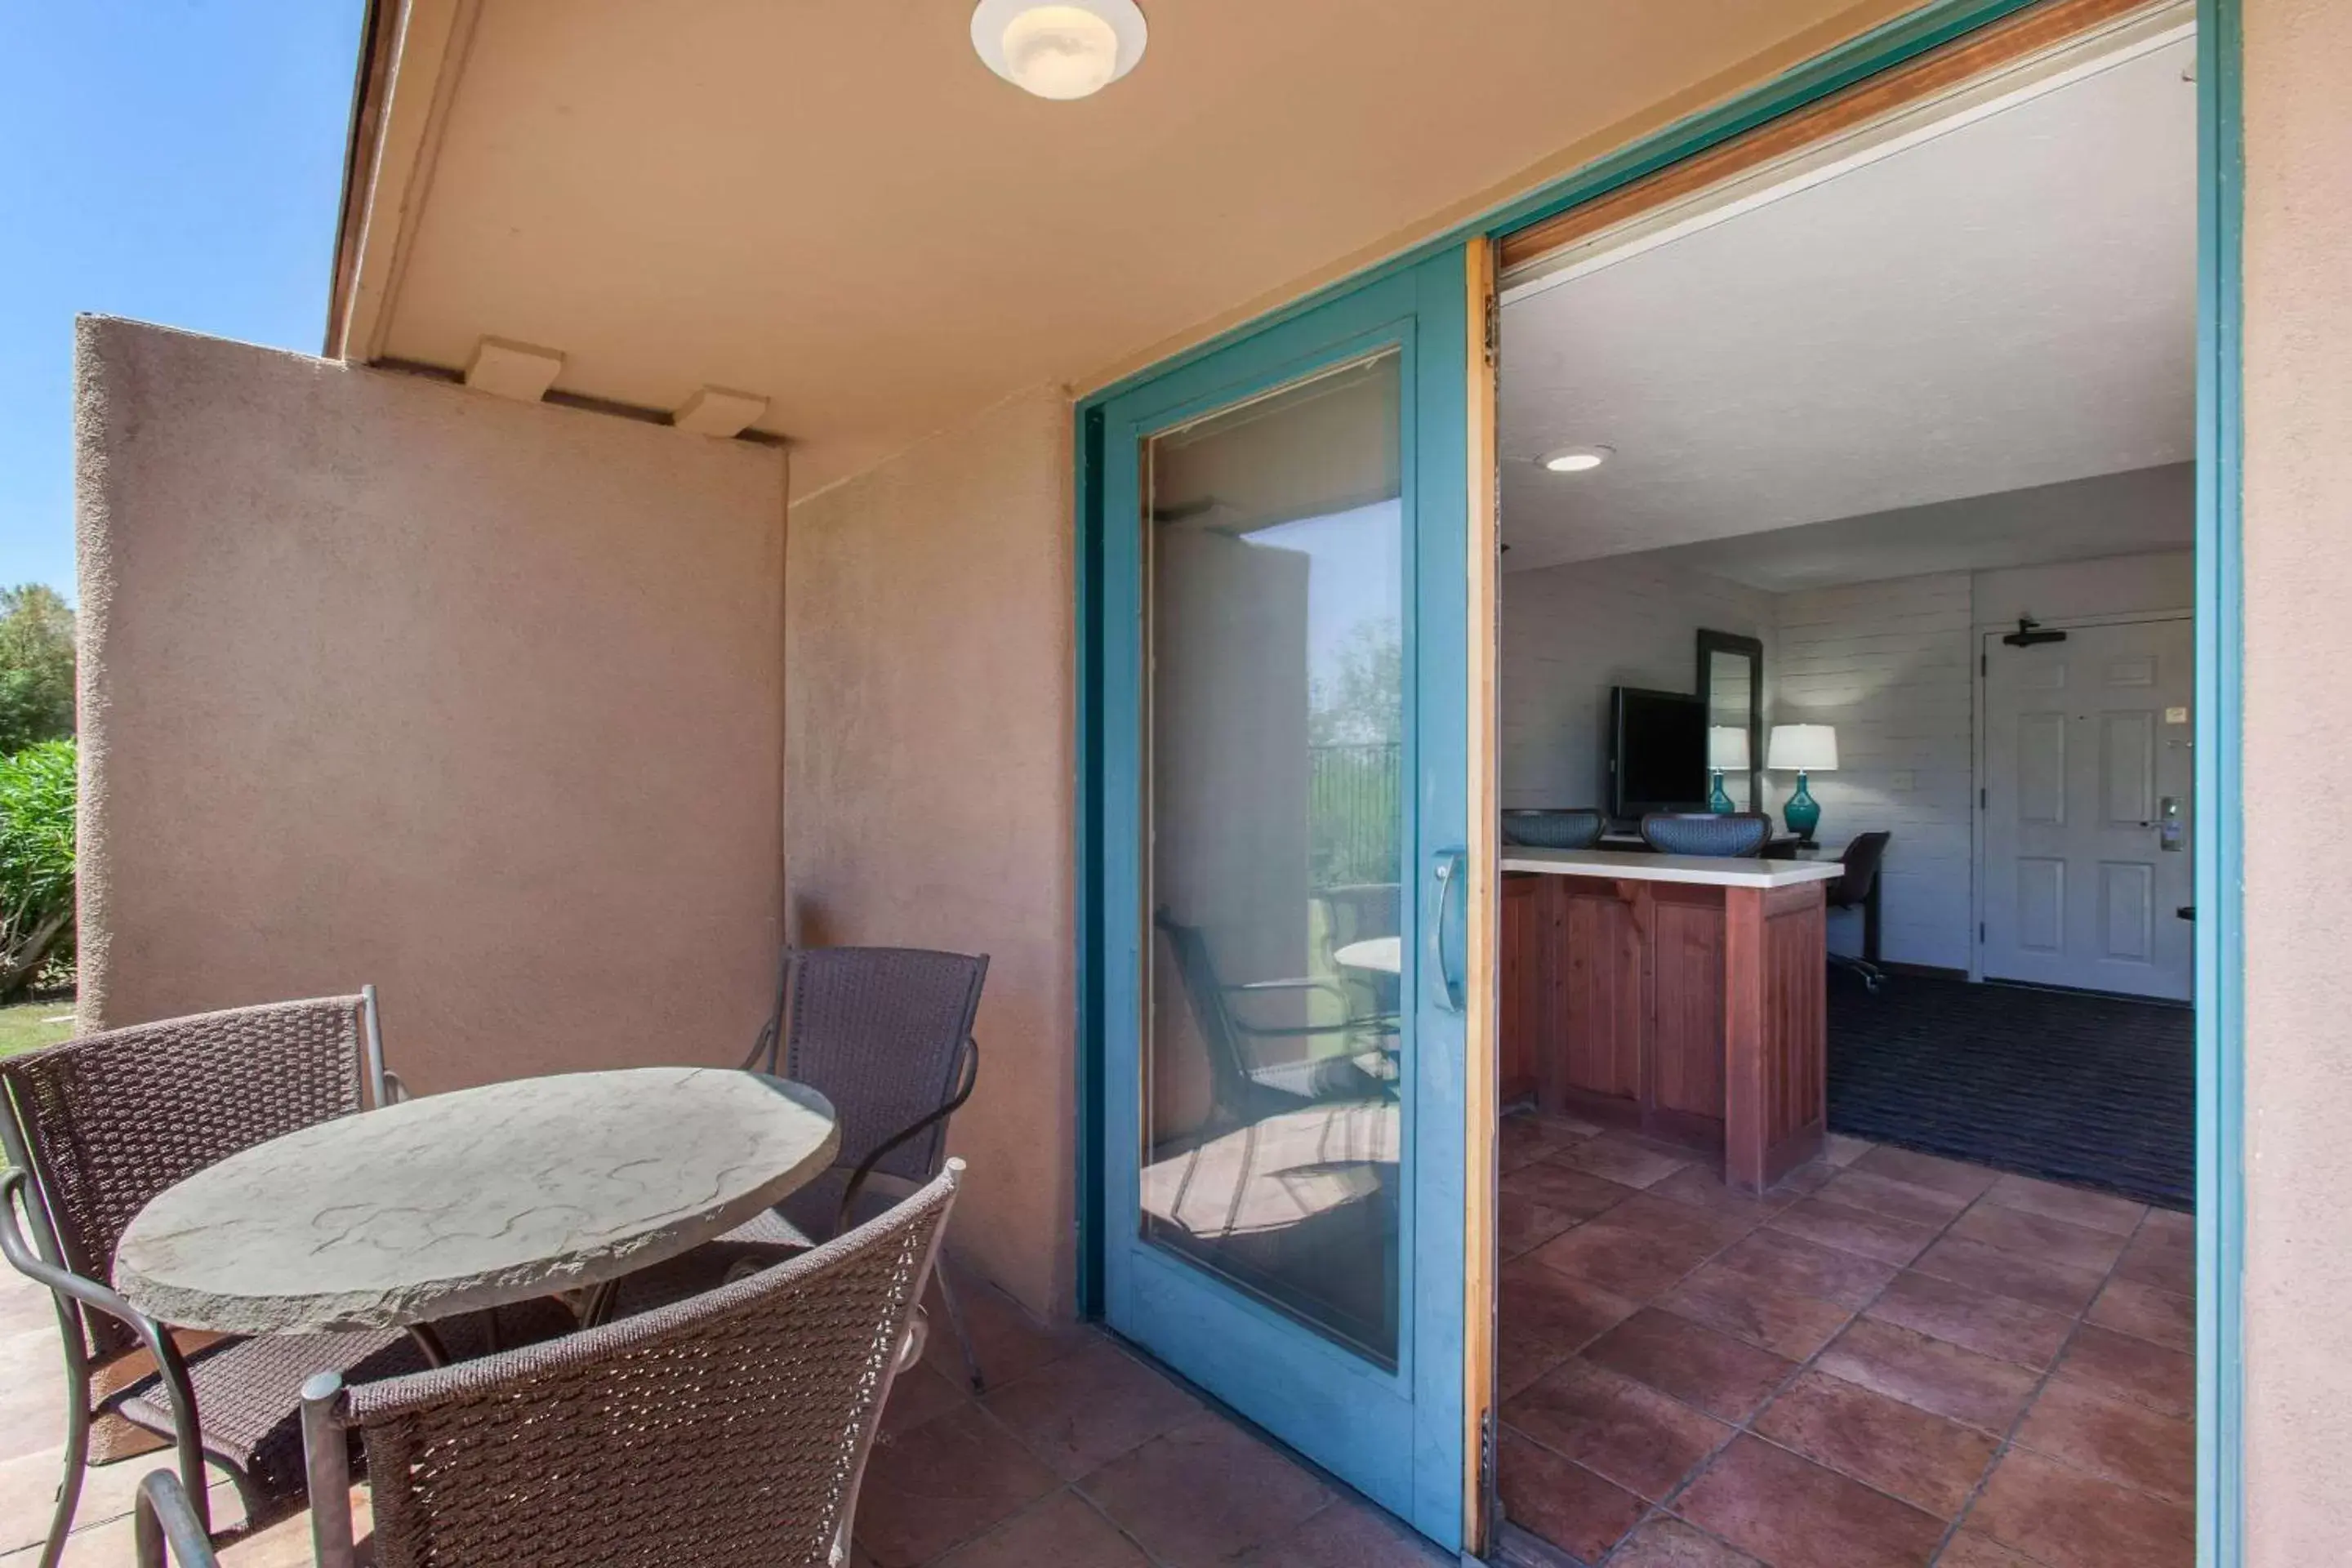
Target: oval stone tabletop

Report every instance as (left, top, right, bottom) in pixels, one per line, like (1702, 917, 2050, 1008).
(114, 1067, 839, 1335)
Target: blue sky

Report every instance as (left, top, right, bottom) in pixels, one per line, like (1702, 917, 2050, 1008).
(0, 1, 364, 599)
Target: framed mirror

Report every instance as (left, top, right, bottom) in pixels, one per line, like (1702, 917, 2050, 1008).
(1696, 629, 1764, 811)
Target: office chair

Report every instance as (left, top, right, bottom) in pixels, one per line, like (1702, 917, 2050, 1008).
(1827, 831, 1892, 991)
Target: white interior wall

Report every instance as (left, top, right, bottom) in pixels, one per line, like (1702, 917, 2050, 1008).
(1499, 553, 1774, 810)
(1498, 548, 2194, 970)
(1770, 573, 1977, 967)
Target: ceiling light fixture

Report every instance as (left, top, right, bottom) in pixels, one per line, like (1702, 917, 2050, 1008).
(971, 0, 1148, 100)
(1539, 445, 1612, 473)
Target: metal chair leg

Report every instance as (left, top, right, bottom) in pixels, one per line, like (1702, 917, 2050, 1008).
(36, 1385, 90, 1568)
(934, 1266, 985, 1393)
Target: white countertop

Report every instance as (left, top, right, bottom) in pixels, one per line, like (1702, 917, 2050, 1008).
(1501, 847, 1844, 889)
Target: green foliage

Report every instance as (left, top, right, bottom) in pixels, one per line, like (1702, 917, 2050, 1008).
(1309, 623, 1402, 747)
(0, 739, 75, 997)
(0, 586, 74, 755)
(1309, 622, 1405, 887)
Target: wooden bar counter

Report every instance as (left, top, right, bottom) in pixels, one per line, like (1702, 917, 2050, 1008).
(1499, 847, 1842, 1193)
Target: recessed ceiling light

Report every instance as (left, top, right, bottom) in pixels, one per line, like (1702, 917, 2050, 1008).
(1539, 445, 1612, 473)
(971, 0, 1148, 100)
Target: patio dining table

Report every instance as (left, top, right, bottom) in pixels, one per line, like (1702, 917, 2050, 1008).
(112, 1066, 838, 1358)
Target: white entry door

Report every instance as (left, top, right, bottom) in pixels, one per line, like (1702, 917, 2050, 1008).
(1980, 617, 2194, 1000)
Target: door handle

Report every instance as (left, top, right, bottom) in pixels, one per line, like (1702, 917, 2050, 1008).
(1431, 848, 1467, 1015)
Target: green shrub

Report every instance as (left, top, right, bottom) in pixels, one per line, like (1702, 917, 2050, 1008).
(0, 586, 74, 755)
(0, 739, 74, 998)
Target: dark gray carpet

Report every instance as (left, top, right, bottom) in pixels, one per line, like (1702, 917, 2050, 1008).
(1827, 973, 2193, 1210)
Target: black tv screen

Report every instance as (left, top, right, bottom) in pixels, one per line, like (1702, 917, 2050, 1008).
(1610, 687, 1708, 817)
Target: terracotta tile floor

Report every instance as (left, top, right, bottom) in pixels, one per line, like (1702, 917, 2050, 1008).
(1496, 1113, 2196, 1568)
(0, 1258, 1448, 1568)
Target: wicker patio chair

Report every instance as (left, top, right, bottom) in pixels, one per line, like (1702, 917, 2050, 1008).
(279, 1160, 965, 1568)
(620, 946, 991, 1388)
(0, 990, 447, 1566)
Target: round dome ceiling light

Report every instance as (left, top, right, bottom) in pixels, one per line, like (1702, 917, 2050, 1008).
(971, 0, 1149, 100)
(1539, 445, 1613, 474)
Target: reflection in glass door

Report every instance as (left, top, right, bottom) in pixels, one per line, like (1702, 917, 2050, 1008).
(1094, 246, 1472, 1549)
(1144, 349, 1405, 1367)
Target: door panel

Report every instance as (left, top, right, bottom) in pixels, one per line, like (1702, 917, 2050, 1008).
(1982, 617, 2194, 1000)
(1097, 247, 1471, 1548)
(2019, 711, 2068, 824)
(2102, 861, 2154, 960)
(2102, 711, 2157, 825)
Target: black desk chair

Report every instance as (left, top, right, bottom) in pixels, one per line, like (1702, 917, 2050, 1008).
(1827, 831, 1892, 991)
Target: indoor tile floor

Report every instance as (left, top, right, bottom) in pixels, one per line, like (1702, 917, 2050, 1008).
(1496, 1111, 2196, 1568)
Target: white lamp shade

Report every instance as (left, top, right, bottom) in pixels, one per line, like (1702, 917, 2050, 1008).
(1766, 724, 1838, 772)
(1708, 725, 1749, 769)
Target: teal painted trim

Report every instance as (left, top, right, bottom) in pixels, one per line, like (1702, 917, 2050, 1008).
(1076, 0, 2051, 413)
(1076, 0, 2061, 1312)
(1088, 248, 1471, 1549)
(2193, 2, 2243, 1564)
(1076, 403, 1107, 1320)
(1071, 0, 2249, 1554)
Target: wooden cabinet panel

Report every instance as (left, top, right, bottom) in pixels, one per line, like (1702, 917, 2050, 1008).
(1499, 874, 1546, 1106)
(1503, 869, 1825, 1193)
(1648, 889, 1726, 1122)
(1559, 883, 1642, 1104)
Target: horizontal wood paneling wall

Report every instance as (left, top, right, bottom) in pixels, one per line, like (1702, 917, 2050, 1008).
(1771, 572, 1977, 969)
(1499, 555, 1775, 811)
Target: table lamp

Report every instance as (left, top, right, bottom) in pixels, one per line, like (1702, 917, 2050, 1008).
(1706, 726, 1748, 814)
(1766, 724, 1838, 840)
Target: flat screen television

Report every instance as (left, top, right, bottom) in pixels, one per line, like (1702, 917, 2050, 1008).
(1609, 686, 1708, 818)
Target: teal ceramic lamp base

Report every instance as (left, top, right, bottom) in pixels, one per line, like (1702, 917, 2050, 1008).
(1708, 771, 1734, 813)
(1784, 771, 1820, 840)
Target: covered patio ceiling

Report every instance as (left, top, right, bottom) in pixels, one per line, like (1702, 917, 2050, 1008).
(336, 0, 1914, 501)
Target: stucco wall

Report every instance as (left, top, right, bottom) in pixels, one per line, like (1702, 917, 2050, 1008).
(785, 386, 1076, 1320)
(76, 317, 789, 1089)
(2240, 1, 2352, 1558)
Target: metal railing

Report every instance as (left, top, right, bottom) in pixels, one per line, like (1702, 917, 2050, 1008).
(1310, 742, 1401, 888)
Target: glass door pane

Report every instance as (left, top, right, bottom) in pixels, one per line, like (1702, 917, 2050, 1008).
(1094, 243, 1471, 1548)
(1143, 350, 1404, 1367)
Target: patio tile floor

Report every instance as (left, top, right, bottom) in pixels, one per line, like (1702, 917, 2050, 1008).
(1496, 1112, 2195, 1567)
(0, 1260, 1447, 1568)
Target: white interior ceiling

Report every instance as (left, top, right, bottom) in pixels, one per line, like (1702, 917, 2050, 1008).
(1628, 461, 2192, 591)
(1497, 33, 2198, 577)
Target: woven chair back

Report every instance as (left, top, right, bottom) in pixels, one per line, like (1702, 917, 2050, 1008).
(782, 948, 987, 1187)
(0, 997, 367, 1356)
(351, 1163, 962, 1568)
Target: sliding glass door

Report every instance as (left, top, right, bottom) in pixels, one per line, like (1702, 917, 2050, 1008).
(1094, 247, 1474, 1548)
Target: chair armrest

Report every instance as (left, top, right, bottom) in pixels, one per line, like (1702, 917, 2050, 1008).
(739, 1017, 781, 1076)
(135, 1471, 220, 1568)
(1223, 977, 1361, 1039)
(836, 1037, 979, 1235)
(0, 1169, 154, 1343)
(2, 1169, 215, 1534)
(898, 1307, 930, 1374)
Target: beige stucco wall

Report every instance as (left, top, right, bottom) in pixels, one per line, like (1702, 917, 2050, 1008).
(75, 317, 789, 1090)
(785, 386, 1077, 1320)
(2240, 2, 2352, 1559)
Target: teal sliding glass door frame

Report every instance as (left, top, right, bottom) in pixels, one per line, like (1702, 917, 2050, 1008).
(1089, 247, 1471, 1548)
(1076, 2, 2243, 1558)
